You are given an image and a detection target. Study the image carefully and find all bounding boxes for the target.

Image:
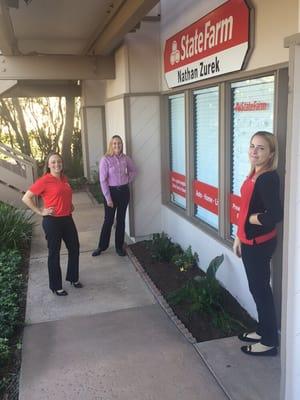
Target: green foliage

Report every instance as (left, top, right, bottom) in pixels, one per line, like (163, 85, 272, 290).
(0, 250, 23, 339)
(88, 182, 104, 204)
(68, 176, 87, 190)
(167, 254, 244, 333)
(172, 245, 199, 272)
(0, 202, 33, 251)
(150, 232, 182, 262)
(0, 250, 24, 396)
(0, 338, 10, 367)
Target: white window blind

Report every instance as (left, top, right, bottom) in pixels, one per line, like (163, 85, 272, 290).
(194, 86, 219, 229)
(169, 94, 186, 208)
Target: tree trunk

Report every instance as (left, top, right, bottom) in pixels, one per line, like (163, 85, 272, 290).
(61, 96, 75, 173)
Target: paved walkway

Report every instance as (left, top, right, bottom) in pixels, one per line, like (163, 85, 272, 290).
(19, 191, 280, 400)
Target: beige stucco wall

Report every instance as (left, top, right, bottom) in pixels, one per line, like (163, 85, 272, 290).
(106, 46, 129, 99)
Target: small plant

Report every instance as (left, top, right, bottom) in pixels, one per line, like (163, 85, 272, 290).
(150, 232, 182, 262)
(0, 202, 33, 251)
(167, 254, 244, 333)
(172, 245, 199, 272)
(68, 176, 87, 190)
(0, 338, 10, 367)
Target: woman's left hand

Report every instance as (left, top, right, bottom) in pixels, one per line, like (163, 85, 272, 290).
(249, 213, 262, 225)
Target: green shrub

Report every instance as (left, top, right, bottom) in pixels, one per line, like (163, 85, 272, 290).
(0, 250, 23, 339)
(172, 245, 199, 272)
(0, 202, 33, 251)
(168, 254, 244, 333)
(88, 182, 104, 204)
(68, 176, 87, 190)
(150, 232, 182, 262)
(0, 338, 10, 367)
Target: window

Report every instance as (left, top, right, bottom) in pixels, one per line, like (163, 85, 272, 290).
(165, 71, 280, 244)
(193, 86, 219, 229)
(230, 76, 275, 235)
(169, 94, 186, 208)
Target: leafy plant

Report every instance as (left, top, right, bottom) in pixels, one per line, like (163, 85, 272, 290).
(0, 338, 10, 367)
(150, 232, 182, 262)
(0, 202, 33, 251)
(0, 250, 23, 339)
(172, 245, 199, 272)
(167, 254, 244, 333)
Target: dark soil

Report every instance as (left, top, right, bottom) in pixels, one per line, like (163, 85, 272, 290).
(129, 241, 256, 342)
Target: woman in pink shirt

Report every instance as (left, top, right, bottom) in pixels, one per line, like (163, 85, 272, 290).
(92, 135, 137, 257)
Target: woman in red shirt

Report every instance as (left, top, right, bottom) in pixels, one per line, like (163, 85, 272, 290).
(233, 131, 283, 356)
(22, 153, 82, 296)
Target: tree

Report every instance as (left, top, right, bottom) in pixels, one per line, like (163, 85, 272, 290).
(0, 96, 82, 176)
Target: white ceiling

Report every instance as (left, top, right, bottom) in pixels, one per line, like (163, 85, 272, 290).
(3, 0, 160, 56)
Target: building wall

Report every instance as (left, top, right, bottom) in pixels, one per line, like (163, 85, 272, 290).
(158, 0, 298, 317)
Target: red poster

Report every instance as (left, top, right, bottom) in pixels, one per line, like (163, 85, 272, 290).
(230, 193, 241, 225)
(170, 171, 186, 197)
(193, 180, 219, 215)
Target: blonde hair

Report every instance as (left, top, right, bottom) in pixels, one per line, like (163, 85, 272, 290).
(44, 152, 63, 175)
(249, 131, 278, 175)
(105, 135, 123, 156)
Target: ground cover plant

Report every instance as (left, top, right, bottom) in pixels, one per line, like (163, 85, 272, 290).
(0, 202, 33, 397)
(129, 233, 255, 342)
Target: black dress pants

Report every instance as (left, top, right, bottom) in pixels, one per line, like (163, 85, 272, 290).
(97, 184, 130, 251)
(241, 238, 278, 347)
(42, 216, 80, 291)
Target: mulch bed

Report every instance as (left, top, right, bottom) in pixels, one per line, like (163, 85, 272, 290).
(129, 241, 256, 342)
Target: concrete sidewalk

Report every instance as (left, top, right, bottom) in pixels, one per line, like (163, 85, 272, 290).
(19, 191, 280, 400)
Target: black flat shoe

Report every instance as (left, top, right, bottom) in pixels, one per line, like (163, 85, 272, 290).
(116, 248, 126, 256)
(52, 289, 68, 296)
(92, 248, 101, 257)
(70, 281, 83, 288)
(241, 344, 278, 356)
(238, 332, 261, 343)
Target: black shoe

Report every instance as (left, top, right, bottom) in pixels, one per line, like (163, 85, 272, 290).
(116, 248, 126, 256)
(52, 289, 68, 296)
(70, 281, 83, 288)
(241, 344, 278, 356)
(92, 248, 101, 257)
(238, 332, 261, 343)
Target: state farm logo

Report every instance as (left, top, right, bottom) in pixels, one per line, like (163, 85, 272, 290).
(170, 40, 180, 65)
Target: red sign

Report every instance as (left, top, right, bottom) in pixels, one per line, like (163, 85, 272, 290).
(170, 171, 186, 197)
(230, 193, 241, 225)
(193, 180, 219, 215)
(164, 0, 251, 88)
(234, 102, 268, 111)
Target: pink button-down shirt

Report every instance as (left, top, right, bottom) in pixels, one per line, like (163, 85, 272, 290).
(99, 154, 137, 203)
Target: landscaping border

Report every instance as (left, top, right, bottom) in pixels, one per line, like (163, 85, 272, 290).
(127, 247, 197, 344)
(127, 246, 233, 400)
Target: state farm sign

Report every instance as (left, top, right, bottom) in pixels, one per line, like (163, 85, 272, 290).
(164, 0, 252, 88)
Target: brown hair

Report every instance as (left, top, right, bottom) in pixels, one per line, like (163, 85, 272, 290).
(249, 131, 278, 175)
(44, 152, 63, 175)
(105, 135, 123, 156)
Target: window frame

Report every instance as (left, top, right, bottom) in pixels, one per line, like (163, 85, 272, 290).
(161, 65, 286, 248)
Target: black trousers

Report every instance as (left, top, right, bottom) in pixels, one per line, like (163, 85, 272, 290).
(241, 238, 278, 346)
(42, 216, 80, 291)
(97, 184, 130, 251)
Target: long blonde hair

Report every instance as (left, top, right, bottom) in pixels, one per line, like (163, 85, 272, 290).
(249, 131, 278, 176)
(105, 135, 123, 156)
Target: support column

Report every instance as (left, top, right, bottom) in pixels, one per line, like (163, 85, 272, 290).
(81, 80, 106, 181)
(281, 33, 300, 400)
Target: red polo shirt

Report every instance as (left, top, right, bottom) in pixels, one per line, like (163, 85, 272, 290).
(29, 173, 73, 217)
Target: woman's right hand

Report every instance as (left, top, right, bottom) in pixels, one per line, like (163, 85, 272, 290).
(40, 207, 54, 216)
(233, 236, 242, 258)
(107, 201, 114, 208)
